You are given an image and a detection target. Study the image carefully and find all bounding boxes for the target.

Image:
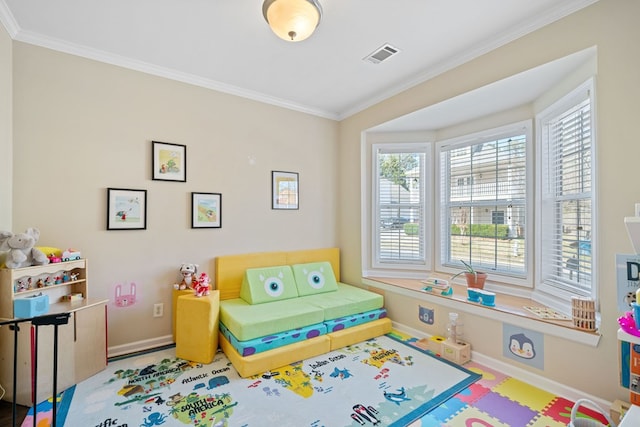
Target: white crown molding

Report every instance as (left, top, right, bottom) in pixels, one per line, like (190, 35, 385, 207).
(0, 0, 19, 37)
(11, 28, 339, 121)
(338, 0, 600, 120)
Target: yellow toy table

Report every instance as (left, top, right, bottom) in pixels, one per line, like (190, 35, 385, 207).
(172, 289, 192, 340)
(176, 291, 220, 363)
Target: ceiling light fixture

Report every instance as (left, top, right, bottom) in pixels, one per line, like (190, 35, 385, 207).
(262, 0, 322, 42)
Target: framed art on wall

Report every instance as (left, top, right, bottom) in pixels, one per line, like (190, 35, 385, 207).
(107, 188, 147, 230)
(152, 141, 186, 182)
(192, 192, 222, 228)
(272, 171, 299, 210)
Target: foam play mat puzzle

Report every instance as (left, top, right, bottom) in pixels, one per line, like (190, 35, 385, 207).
(24, 333, 479, 426)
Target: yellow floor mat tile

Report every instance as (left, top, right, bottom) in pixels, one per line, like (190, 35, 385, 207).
(493, 377, 557, 412)
(527, 414, 572, 427)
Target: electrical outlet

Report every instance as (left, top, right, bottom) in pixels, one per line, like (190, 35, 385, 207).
(153, 303, 164, 318)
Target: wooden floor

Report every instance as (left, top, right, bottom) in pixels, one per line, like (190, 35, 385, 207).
(0, 400, 28, 426)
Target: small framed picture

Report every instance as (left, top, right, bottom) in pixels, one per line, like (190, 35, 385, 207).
(192, 192, 222, 228)
(152, 141, 186, 182)
(107, 188, 147, 230)
(272, 171, 299, 210)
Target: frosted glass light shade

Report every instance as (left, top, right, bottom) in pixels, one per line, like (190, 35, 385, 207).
(263, 0, 322, 42)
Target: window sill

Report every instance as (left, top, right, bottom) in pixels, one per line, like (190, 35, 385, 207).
(362, 276, 601, 347)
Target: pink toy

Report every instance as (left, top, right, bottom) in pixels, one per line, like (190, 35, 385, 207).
(193, 272, 211, 297)
(15, 278, 30, 292)
(114, 282, 137, 307)
(48, 254, 62, 263)
(618, 311, 640, 337)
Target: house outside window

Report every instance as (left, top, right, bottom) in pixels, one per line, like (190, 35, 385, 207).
(437, 122, 531, 282)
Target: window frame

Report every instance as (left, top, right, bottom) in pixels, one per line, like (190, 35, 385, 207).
(435, 120, 534, 288)
(534, 78, 597, 308)
(369, 141, 432, 274)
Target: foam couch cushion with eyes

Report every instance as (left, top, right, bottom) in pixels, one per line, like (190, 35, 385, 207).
(291, 261, 339, 296)
(300, 282, 384, 320)
(219, 298, 324, 341)
(240, 265, 298, 305)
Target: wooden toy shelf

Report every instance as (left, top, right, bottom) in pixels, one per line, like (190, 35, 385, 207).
(1, 259, 88, 315)
(0, 259, 108, 405)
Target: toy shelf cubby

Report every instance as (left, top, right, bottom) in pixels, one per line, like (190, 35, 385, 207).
(0, 259, 89, 317)
(0, 259, 108, 406)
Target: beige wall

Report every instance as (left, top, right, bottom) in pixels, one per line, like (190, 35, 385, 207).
(0, 23, 11, 230)
(338, 0, 640, 402)
(11, 42, 338, 348)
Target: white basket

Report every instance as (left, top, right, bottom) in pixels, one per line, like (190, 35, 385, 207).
(569, 399, 616, 427)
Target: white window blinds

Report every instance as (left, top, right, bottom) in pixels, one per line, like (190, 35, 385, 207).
(539, 87, 593, 295)
(374, 145, 428, 266)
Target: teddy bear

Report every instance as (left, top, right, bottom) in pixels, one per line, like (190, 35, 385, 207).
(0, 228, 50, 269)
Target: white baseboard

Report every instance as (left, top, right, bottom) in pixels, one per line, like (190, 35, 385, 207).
(391, 321, 611, 410)
(108, 334, 174, 358)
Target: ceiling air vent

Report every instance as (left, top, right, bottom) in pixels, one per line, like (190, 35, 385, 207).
(363, 43, 400, 64)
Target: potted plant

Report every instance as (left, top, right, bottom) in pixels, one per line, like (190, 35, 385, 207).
(451, 260, 487, 289)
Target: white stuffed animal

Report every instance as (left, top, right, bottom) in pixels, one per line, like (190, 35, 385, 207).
(0, 227, 50, 269)
(174, 263, 198, 290)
